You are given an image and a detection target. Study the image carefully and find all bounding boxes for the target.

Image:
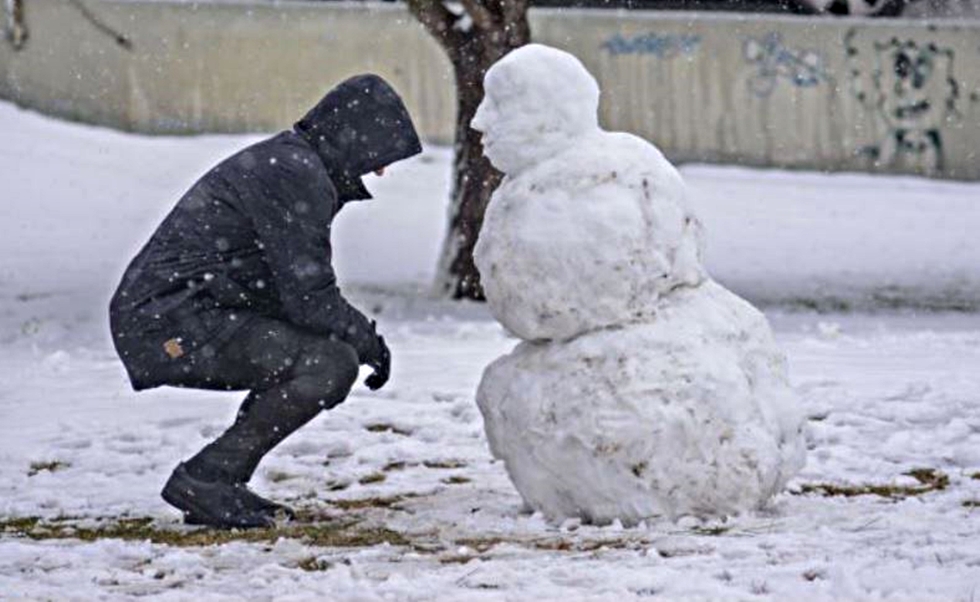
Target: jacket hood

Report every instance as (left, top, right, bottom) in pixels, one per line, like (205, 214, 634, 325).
(295, 74, 423, 201)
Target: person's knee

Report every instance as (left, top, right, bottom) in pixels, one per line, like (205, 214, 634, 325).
(292, 339, 359, 406)
(325, 341, 360, 393)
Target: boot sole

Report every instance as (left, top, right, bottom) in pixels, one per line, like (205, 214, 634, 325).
(183, 508, 294, 526)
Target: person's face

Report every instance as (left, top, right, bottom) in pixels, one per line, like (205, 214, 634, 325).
(374, 166, 386, 177)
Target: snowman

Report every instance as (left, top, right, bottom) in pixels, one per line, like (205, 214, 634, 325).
(472, 44, 806, 525)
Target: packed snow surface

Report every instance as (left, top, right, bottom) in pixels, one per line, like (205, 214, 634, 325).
(2, 100, 980, 600)
(473, 45, 804, 523)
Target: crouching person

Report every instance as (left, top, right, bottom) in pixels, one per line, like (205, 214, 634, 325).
(109, 75, 422, 528)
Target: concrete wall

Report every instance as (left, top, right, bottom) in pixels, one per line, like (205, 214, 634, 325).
(0, 0, 456, 140)
(559, 11, 980, 179)
(2, 0, 979, 178)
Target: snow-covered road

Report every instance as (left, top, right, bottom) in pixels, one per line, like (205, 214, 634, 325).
(2, 101, 980, 600)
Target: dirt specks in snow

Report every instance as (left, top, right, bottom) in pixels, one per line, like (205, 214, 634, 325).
(357, 472, 387, 485)
(364, 423, 414, 436)
(27, 460, 71, 477)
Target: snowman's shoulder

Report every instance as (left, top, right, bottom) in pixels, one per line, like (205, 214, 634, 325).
(590, 132, 685, 191)
(518, 132, 673, 191)
(658, 281, 776, 342)
(551, 131, 664, 167)
(602, 132, 674, 165)
(706, 282, 781, 349)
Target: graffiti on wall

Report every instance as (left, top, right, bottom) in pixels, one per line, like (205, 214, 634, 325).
(845, 29, 962, 174)
(601, 32, 702, 59)
(742, 33, 830, 98)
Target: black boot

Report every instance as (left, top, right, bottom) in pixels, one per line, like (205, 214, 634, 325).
(174, 381, 349, 524)
(167, 462, 297, 526)
(178, 394, 299, 525)
(182, 494, 295, 525)
(161, 463, 277, 529)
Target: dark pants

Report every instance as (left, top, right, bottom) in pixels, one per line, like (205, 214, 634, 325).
(165, 315, 360, 484)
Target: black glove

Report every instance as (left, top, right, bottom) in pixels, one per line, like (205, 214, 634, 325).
(364, 330, 390, 391)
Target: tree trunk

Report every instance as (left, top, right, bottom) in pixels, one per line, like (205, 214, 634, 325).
(5, 0, 27, 50)
(407, 0, 530, 300)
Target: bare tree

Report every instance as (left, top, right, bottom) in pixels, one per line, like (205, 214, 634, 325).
(5, 0, 132, 51)
(68, 0, 132, 50)
(406, 0, 530, 300)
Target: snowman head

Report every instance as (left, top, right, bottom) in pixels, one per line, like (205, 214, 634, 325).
(473, 44, 600, 176)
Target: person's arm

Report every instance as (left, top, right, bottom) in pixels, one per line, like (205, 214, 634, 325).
(239, 158, 383, 367)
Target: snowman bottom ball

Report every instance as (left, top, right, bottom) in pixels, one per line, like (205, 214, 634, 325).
(475, 282, 806, 525)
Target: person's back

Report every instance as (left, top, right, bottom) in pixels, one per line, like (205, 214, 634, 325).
(109, 74, 421, 528)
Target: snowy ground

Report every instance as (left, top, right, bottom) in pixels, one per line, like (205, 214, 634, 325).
(2, 100, 980, 600)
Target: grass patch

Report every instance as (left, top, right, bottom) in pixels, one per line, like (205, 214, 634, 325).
(797, 468, 949, 499)
(906, 468, 950, 488)
(382, 461, 413, 472)
(423, 459, 468, 470)
(690, 525, 731, 536)
(533, 536, 649, 553)
(440, 554, 479, 564)
(328, 494, 416, 511)
(364, 423, 413, 436)
(442, 475, 472, 485)
(295, 556, 333, 571)
(3, 513, 667, 559)
(358, 473, 386, 485)
(0, 515, 407, 548)
(28, 461, 70, 477)
(453, 536, 508, 554)
(0, 516, 42, 533)
(452, 534, 650, 555)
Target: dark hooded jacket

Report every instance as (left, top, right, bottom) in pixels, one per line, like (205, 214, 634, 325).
(109, 75, 422, 390)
